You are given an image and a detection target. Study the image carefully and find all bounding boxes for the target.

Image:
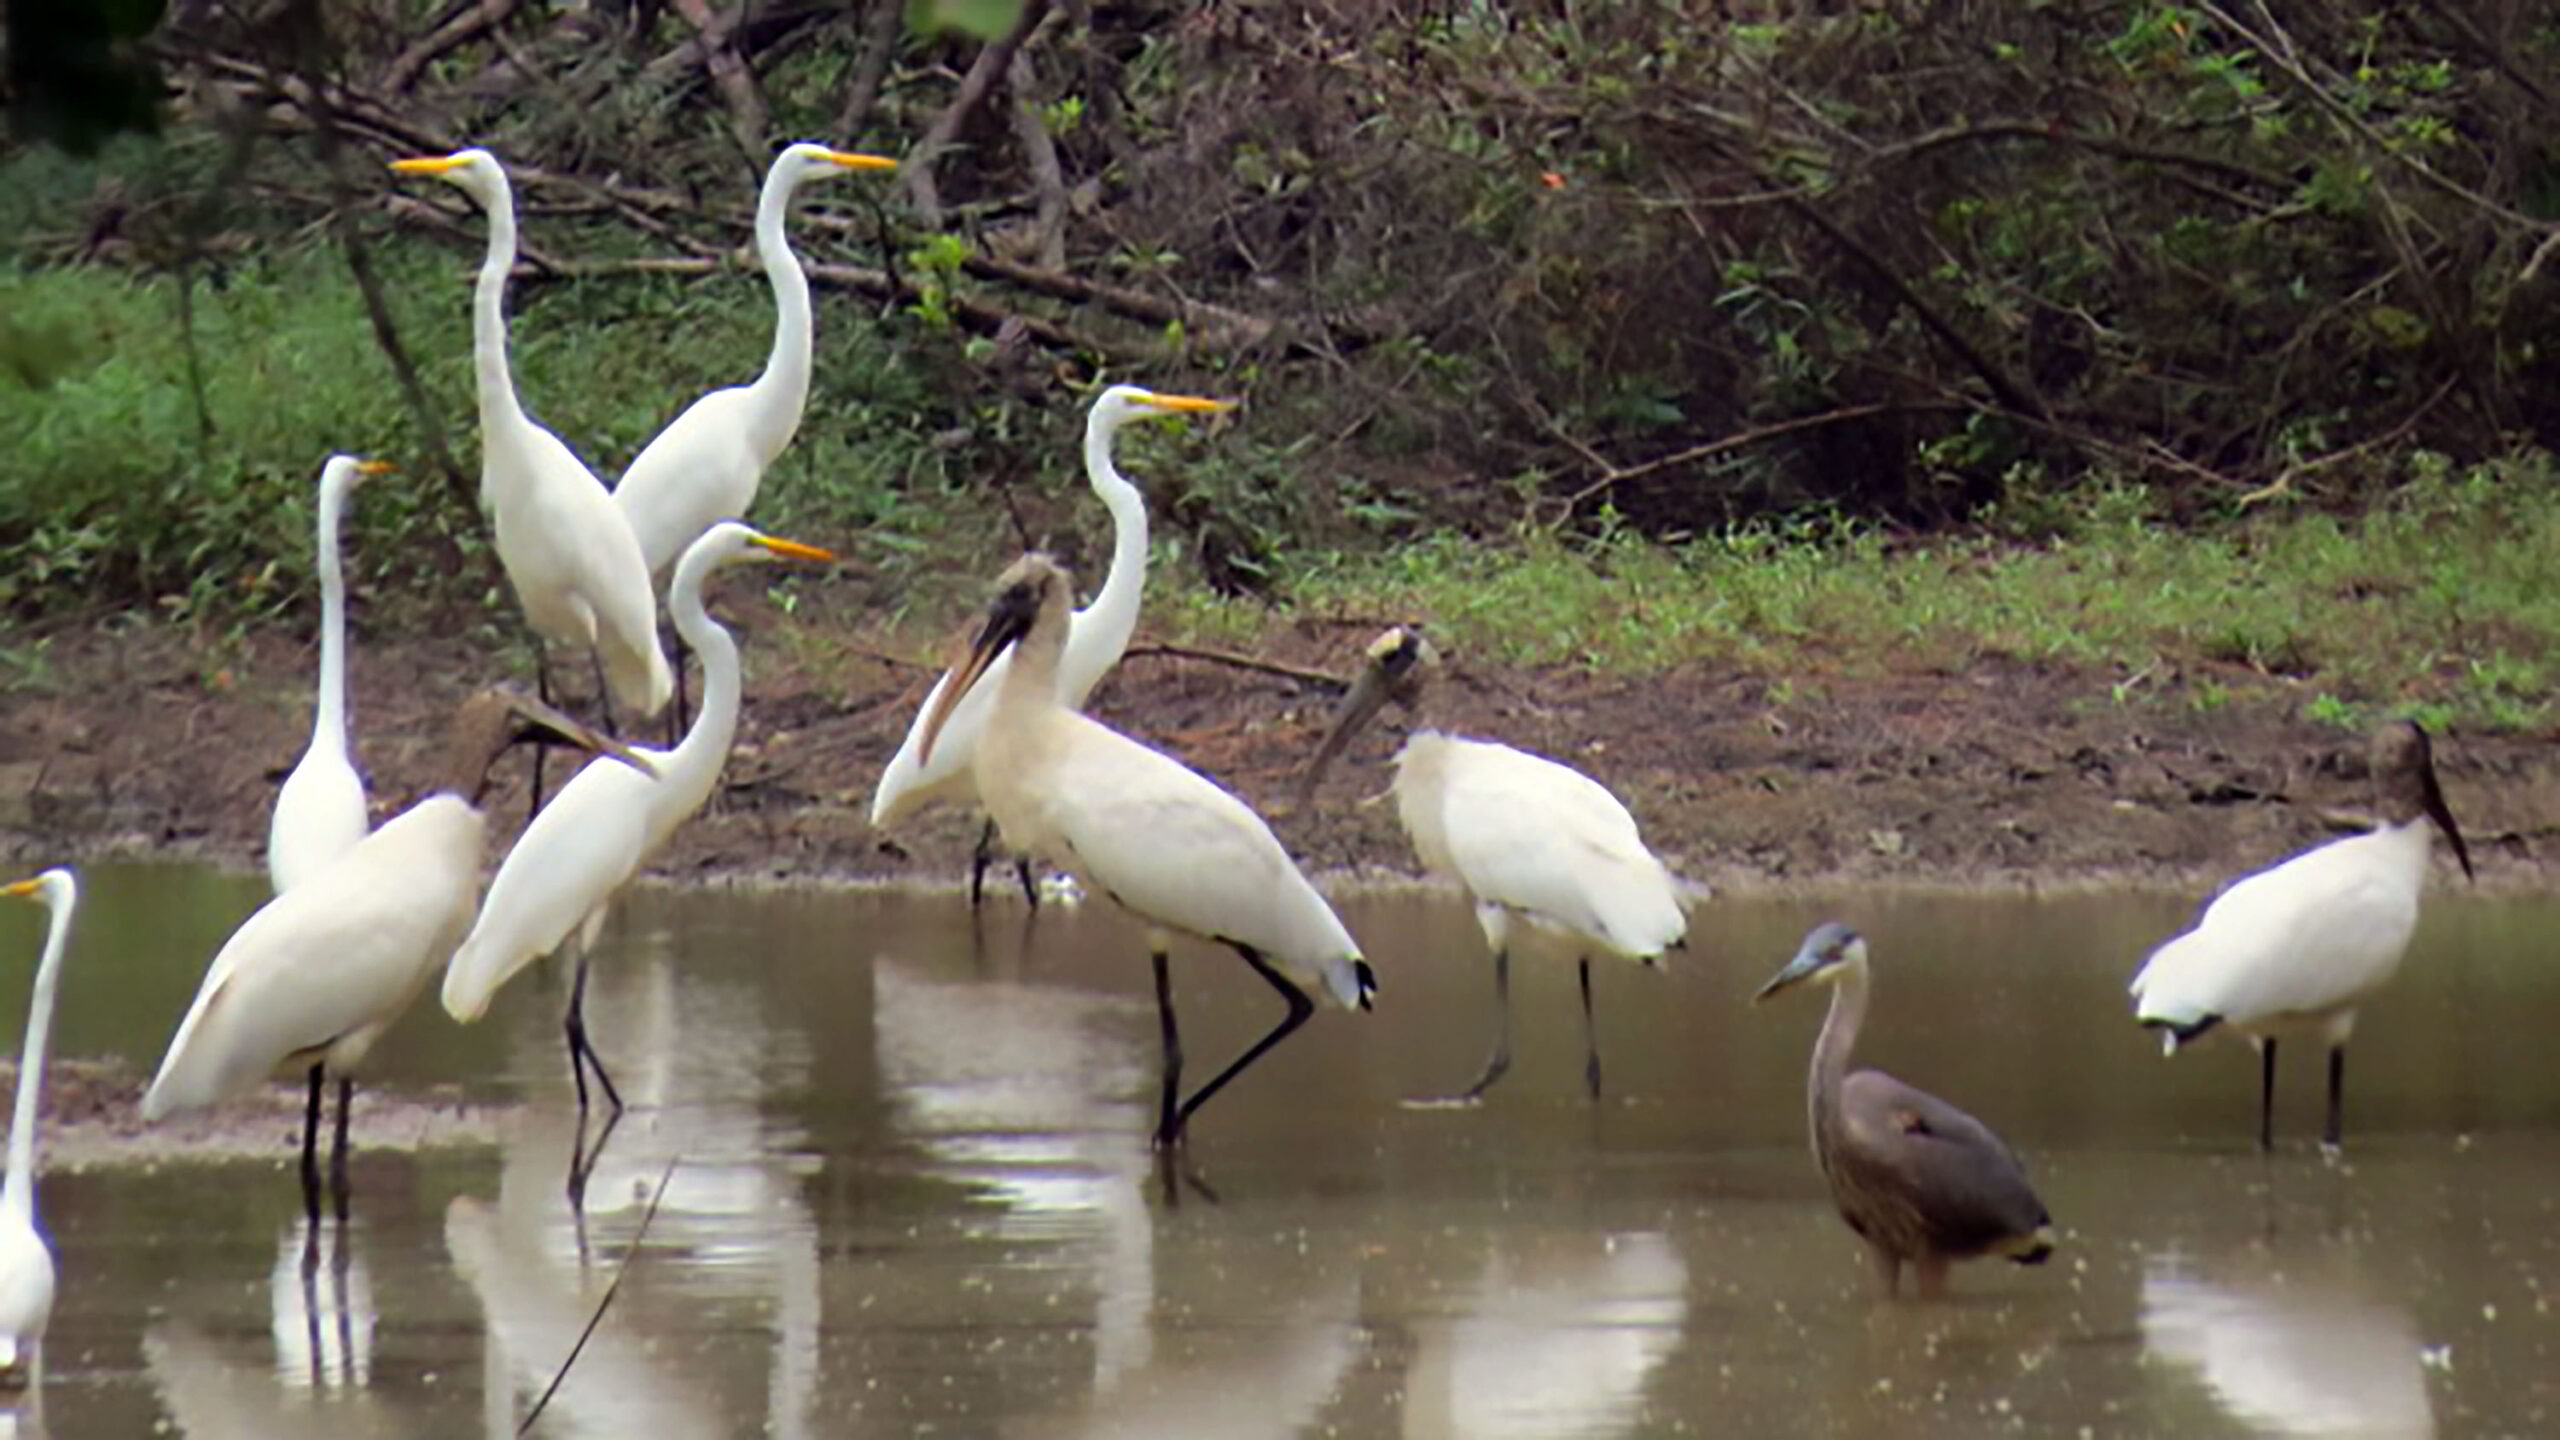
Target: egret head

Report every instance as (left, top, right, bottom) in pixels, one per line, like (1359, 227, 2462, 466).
(0, 869, 76, 918)
(769, 142, 898, 190)
(1754, 921, 1870, 1003)
(319, 454, 395, 501)
(918, 554, 1074, 767)
(389, 147, 507, 208)
(442, 688, 659, 806)
(670, 521, 836, 603)
(1300, 625, 1439, 799)
(1087, 385, 1238, 447)
(2370, 721, 2471, 880)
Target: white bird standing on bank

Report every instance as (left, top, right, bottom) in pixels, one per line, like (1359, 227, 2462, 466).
(389, 149, 671, 732)
(2130, 721, 2473, 1151)
(268, 454, 393, 894)
(0, 868, 76, 1384)
(871, 386, 1236, 907)
(1302, 627, 1686, 1102)
(143, 692, 651, 1221)
(442, 523, 835, 1116)
(917, 553, 1374, 1147)
(613, 144, 897, 578)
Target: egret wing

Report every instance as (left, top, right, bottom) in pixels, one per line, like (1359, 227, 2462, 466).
(442, 756, 657, 1021)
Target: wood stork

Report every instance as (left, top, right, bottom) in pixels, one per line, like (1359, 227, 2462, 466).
(871, 386, 1235, 908)
(0, 868, 76, 1383)
(1756, 921, 2055, 1300)
(268, 454, 392, 894)
(2130, 720, 2472, 1151)
(142, 691, 650, 1221)
(441, 523, 834, 1116)
(916, 553, 1374, 1147)
(1301, 626, 1686, 1102)
(389, 150, 671, 738)
(612, 144, 897, 579)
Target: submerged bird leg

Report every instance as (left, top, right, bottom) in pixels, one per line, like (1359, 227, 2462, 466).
(1579, 956, 1603, 1100)
(564, 948, 625, 1117)
(2324, 1045, 2346, 1151)
(299, 1063, 326, 1225)
(2258, 1038, 2278, 1153)
(1450, 947, 1514, 1103)
(566, 1104, 624, 1216)
(1167, 946, 1317, 1146)
(1152, 946, 1183, 1148)
(330, 1075, 353, 1224)
(1866, 1242, 1900, 1299)
(1913, 1256, 1951, 1301)
(1015, 856, 1039, 909)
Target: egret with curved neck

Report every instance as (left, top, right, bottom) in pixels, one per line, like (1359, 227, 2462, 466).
(390, 149, 671, 732)
(0, 868, 75, 1383)
(872, 386, 1235, 906)
(443, 523, 836, 1120)
(270, 455, 393, 893)
(614, 144, 897, 579)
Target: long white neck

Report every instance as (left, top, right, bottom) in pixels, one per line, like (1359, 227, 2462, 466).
(1062, 413, 1149, 707)
(3, 887, 72, 1224)
(312, 469, 354, 760)
(470, 173, 529, 432)
(742, 164, 815, 465)
(664, 552, 745, 802)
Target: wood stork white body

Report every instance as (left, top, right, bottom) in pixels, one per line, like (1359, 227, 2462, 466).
(612, 145, 897, 579)
(917, 553, 1374, 1147)
(390, 149, 670, 724)
(268, 455, 392, 895)
(870, 386, 1234, 906)
(142, 692, 648, 1221)
(1304, 627, 1686, 1102)
(441, 524, 834, 1114)
(2130, 721, 2472, 1150)
(0, 869, 76, 1384)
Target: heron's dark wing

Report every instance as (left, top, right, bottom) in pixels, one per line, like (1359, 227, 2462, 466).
(1839, 1069, 2050, 1254)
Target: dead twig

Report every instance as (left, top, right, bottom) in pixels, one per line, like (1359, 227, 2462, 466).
(1123, 641, 1347, 690)
(517, 1158, 678, 1436)
(903, 0, 1052, 226)
(1547, 403, 1957, 521)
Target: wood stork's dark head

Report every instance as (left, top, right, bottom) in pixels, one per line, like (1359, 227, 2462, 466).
(1299, 625, 1440, 800)
(1754, 921, 1871, 1003)
(2370, 721, 2472, 881)
(918, 553, 1074, 767)
(443, 687, 659, 807)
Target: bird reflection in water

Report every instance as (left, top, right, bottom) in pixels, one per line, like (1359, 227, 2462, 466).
(1398, 1231, 1687, 1439)
(2140, 1248, 2435, 1439)
(140, 1221, 397, 1438)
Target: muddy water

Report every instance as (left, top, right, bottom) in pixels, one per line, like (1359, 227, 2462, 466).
(2, 865, 2556, 1436)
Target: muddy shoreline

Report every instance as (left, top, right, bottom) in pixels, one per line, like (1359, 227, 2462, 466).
(3, 599, 2553, 897)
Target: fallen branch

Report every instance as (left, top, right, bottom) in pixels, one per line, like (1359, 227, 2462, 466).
(381, 0, 520, 94)
(1123, 641, 1346, 690)
(517, 1159, 678, 1435)
(1547, 403, 1956, 519)
(903, 0, 1052, 225)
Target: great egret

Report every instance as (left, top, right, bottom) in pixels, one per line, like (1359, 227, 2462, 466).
(389, 149, 671, 728)
(0, 868, 75, 1383)
(917, 553, 1374, 1147)
(871, 386, 1237, 907)
(1755, 921, 2055, 1300)
(1303, 626, 1686, 1102)
(268, 454, 393, 894)
(142, 691, 652, 1221)
(612, 144, 897, 579)
(2130, 720, 2472, 1151)
(441, 523, 835, 1115)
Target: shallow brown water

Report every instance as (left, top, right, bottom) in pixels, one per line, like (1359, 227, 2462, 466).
(1, 865, 2555, 1436)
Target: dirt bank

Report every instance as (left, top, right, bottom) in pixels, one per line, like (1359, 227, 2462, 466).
(2, 591, 2553, 897)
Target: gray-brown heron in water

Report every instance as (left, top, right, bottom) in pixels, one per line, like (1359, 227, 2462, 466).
(1756, 922, 2055, 1299)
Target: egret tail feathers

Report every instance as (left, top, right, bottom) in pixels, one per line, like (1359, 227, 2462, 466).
(2141, 1013, 2223, 1054)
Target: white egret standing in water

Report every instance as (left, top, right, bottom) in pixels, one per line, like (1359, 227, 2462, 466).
(268, 455, 393, 894)
(0, 868, 75, 1384)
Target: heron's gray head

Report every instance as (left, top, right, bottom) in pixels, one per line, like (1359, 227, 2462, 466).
(2370, 720, 2472, 881)
(1753, 921, 1868, 1003)
(1299, 625, 1440, 801)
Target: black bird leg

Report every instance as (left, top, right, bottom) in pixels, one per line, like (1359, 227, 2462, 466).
(1152, 947, 1183, 1148)
(565, 947, 625, 1117)
(299, 1063, 326, 1225)
(2258, 1038, 2279, 1153)
(2324, 1044, 2346, 1150)
(969, 819, 1042, 910)
(330, 1075, 353, 1223)
(1162, 946, 1316, 1147)
(1449, 948, 1513, 1103)
(1579, 956, 1603, 1100)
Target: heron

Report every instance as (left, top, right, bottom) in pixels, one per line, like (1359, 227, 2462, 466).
(916, 553, 1374, 1147)
(442, 524, 835, 1117)
(268, 455, 393, 894)
(2130, 720, 2472, 1151)
(142, 691, 651, 1222)
(1755, 921, 2055, 1300)
(1302, 626, 1685, 1102)
(0, 868, 76, 1383)
(871, 385, 1236, 909)
(388, 150, 671, 751)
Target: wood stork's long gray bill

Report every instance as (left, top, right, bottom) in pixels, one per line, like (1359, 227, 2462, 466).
(496, 691, 661, 781)
(2418, 756, 2472, 880)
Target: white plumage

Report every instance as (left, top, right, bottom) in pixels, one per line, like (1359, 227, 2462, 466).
(870, 387, 1236, 896)
(0, 868, 75, 1383)
(917, 553, 1371, 1145)
(613, 145, 896, 579)
(1305, 628, 1685, 1101)
(2129, 721, 2471, 1149)
(391, 148, 670, 719)
(268, 454, 389, 894)
(442, 524, 833, 1110)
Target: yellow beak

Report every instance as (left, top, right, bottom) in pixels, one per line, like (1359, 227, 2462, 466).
(0, 879, 39, 899)
(390, 155, 467, 175)
(748, 535, 837, 563)
(356, 459, 397, 477)
(820, 150, 900, 172)
(1140, 393, 1239, 415)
